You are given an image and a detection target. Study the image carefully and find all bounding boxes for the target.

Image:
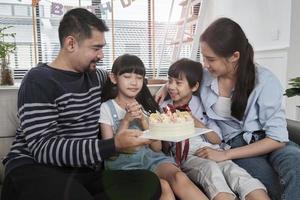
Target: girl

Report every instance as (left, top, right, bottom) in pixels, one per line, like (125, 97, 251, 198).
(161, 58, 270, 200)
(99, 54, 208, 200)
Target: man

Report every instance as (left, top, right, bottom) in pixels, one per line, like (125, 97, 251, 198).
(1, 8, 161, 200)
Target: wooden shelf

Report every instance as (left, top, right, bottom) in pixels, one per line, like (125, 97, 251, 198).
(147, 79, 167, 85)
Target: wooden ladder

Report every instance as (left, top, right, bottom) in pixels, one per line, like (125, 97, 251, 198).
(157, 0, 207, 77)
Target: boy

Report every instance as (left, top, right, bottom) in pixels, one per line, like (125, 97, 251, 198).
(161, 58, 269, 200)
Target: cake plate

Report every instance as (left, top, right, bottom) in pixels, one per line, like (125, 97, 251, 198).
(140, 128, 212, 142)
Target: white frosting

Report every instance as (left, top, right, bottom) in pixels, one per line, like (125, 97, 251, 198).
(149, 111, 195, 137)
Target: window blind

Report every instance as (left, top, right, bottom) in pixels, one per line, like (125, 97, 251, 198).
(0, 0, 192, 82)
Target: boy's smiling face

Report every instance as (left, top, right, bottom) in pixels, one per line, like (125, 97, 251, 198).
(167, 73, 199, 106)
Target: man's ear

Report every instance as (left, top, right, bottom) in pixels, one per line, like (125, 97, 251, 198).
(109, 73, 117, 84)
(192, 82, 199, 92)
(229, 51, 240, 63)
(64, 36, 77, 52)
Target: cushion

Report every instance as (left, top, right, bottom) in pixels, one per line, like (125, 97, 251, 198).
(0, 137, 15, 184)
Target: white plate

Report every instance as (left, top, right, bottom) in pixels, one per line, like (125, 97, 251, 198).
(140, 128, 212, 142)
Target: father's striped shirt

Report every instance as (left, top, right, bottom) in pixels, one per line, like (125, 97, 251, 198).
(3, 63, 116, 175)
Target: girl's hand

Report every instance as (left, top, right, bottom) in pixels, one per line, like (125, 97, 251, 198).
(149, 140, 162, 152)
(194, 147, 229, 162)
(124, 101, 143, 122)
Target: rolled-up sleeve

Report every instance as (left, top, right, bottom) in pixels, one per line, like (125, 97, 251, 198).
(257, 74, 289, 142)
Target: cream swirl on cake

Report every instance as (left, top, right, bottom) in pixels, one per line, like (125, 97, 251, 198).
(148, 110, 195, 137)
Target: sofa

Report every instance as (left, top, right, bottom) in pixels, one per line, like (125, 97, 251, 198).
(1, 87, 300, 197)
(0, 87, 19, 197)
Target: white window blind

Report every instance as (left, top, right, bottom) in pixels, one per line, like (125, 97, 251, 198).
(0, 0, 192, 82)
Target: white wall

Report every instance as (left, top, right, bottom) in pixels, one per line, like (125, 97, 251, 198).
(205, 0, 291, 50)
(203, 0, 299, 120)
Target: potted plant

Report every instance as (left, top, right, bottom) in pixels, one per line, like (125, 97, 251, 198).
(0, 26, 16, 85)
(285, 77, 300, 120)
(285, 77, 300, 97)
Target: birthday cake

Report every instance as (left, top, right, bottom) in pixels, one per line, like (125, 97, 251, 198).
(148, 110, 195, 137)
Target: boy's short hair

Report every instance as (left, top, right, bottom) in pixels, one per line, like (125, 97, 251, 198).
(168, 58, 203, 93)
(58, 8, 109, 47)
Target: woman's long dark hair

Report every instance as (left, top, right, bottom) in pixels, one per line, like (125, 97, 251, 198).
(200, 18, 255, 120)
(101, 54, 160, 113)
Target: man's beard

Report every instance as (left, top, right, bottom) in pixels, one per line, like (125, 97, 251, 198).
(85, 60, 100, 72)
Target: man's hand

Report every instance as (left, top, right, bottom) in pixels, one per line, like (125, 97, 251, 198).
(194, 147, 229, 162)
(114, 129, 152, 152)
(154, 84, 168, 104)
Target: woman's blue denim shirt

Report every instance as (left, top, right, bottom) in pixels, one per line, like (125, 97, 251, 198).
(200, 65, 289, 144)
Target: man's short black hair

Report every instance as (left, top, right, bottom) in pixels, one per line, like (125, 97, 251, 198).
(58, 8, 109, 47)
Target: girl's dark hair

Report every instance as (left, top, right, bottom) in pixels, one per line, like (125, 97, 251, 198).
(200, 18, 255, 120)
(101, 54, 159, 113)
(168, 58, 203, 95)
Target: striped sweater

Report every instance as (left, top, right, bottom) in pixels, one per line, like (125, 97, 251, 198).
(3, 63, 116, 174)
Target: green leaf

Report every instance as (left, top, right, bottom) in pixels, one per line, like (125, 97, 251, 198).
(0, 26, 16, 60)
(285, 77, 300, 97)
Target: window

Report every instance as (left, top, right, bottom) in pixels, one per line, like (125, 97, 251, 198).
(0, 4, 12, 16)
(13, 5, 30, 17)
(0, 0, 188, 82)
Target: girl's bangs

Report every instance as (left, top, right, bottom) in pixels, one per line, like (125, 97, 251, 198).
(118, 64, 145, 76)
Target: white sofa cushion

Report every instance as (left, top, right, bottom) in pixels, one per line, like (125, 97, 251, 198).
(0, 137, 15, 184)
(0, 88, 18, 185)
(0, 88, 19, 138)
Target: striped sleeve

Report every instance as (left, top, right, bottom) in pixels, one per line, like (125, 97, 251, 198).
(16, 73, 115, 168)
(96, 68, 109, 86)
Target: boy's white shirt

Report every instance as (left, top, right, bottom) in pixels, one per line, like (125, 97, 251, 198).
(160, 96, 222, 155)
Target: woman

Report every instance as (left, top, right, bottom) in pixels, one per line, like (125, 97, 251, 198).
(156, 18, 300, 200)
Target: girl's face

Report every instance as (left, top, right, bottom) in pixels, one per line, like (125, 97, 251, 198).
(111, 72, 144, 99)
(200, 41, 238, 78)
(167, 74, 198, 106)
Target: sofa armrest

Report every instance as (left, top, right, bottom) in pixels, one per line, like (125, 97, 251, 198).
(287, 119, 300, 145)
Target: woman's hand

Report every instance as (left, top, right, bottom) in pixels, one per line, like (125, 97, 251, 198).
(194, 147, 229, 162)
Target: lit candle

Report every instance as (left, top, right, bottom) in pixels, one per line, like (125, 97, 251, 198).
(166, 106, 176, 122)
(165, 106, 171, 116)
